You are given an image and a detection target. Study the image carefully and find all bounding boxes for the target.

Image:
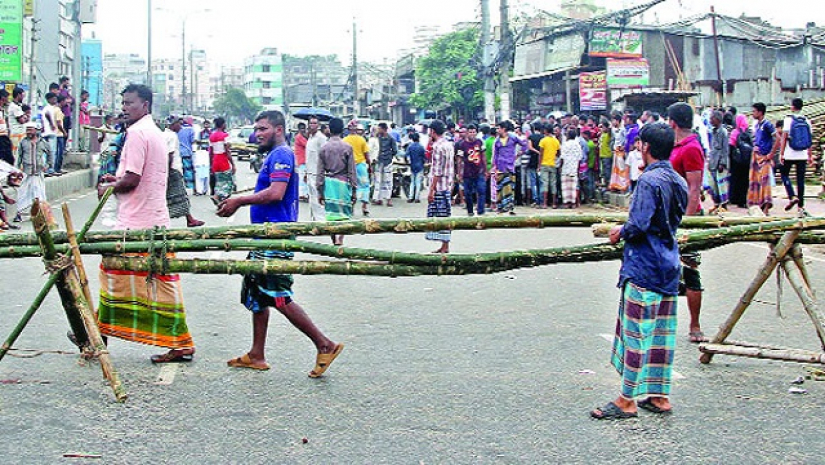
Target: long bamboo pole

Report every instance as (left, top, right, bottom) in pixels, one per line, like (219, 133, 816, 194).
(699, 230, 801, 364)
(699, 343, 825, 364)
(0, 214, 815, 247)
(0, 190, 113, 362)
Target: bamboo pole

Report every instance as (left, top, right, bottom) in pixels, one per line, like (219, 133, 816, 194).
(61, 204, 127, 402)
(699, 343, 825, 364)
(790, 245, 813, 295)
(0, 214, 816, 248)
(32, 200, 90, 350)
(0, 190, 113, 362)
(780, 257, 825, 352)
(699, 230, 801, 364)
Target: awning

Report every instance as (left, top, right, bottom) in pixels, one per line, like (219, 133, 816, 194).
(510, 66, 581, 83)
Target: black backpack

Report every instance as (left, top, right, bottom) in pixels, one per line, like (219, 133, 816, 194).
(733, 130, 753, 164)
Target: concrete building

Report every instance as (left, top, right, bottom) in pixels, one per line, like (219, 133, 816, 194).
(244, 48, 284, 112)
(102, 53, 146, 111)
(282, 54, 349, 114)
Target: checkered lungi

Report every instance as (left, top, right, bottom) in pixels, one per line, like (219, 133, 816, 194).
(425, 191, 451, 242)
(611, 281, 677, 401)
(561, 173, 578, 204)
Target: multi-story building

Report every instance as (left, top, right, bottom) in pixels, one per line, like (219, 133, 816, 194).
(282, 54, 348, 114)
(210, 65, 244, 100)
(102, 53, 147, 111)
(80, 38, 103, 107)
(244, 48, 284, 112)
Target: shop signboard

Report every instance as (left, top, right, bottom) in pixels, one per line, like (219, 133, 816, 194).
(579, 71, 607, 111)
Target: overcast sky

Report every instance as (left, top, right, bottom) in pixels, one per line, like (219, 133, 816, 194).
(85, 0, 819, 68)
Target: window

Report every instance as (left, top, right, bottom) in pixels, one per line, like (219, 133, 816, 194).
(263, 97, 272, 104)
(263, 65, 271, 72)
(263, 81, 270, 89)
(169, 65, 174, 70)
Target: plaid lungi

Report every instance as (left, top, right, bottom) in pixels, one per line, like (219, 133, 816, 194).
(707, 169, 730, 206)
(98, 253, 194, 349)
(747, 155, 773, 209)
(425, 191, 452, 242)
(561, 174, 578, 204)
(496, 172, 515, 212)
(355, 162, 371, 203)
(166, 169, 191, 218)
(611, 281, 677, 400)
(324, 176, 353, 221)
(214, 170, 234, 202)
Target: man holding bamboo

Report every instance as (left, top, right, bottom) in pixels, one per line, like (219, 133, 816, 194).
(95, 84, 196, 364)
(216, 110, 343, 375)
(592, 122, 687, 420)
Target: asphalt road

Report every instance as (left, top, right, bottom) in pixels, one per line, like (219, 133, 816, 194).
(2, 164, 825, 464)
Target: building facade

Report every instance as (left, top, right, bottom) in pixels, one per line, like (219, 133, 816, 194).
(244, 48, 284, 112)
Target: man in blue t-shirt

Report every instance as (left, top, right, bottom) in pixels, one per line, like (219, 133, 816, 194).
(217, 110, 343, 375)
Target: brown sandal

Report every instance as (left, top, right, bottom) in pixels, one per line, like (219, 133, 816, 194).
(309, 343, 344, 378)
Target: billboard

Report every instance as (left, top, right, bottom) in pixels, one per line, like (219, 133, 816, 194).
(0, 0, 22, 82)
(607, 58, 650, 88)
(579, 71, 607, 111)
(589, 28, 643, 58)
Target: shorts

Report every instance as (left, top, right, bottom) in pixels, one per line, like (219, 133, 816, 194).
(679, 262, 703, 295)
(241, 251, 295, 313)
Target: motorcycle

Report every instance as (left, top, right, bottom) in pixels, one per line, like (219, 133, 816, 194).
(392, 154, 412, 199)
(249, 151, 263, 173)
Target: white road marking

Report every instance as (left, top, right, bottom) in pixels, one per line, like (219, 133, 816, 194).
(154, 364, 179, 385)
(598, 334, 686, 380)
(743, 243, 825, 263)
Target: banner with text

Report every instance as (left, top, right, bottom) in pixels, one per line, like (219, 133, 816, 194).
(579, 71, 607, 111)
(589, 28, 643, 58)
(0, 0, 22, 82)
(606, 58, 650, 88)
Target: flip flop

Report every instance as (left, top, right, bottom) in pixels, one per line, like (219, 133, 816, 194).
(689, 331, 706, 343)
(227, 354, 270, 371)
(150, 351, 194, 364)
(309, 343, 344, 378)
(638, 398, 673, 415)
(590, 402, 638, 420)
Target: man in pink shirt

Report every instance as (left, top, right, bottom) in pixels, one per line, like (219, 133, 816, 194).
(95, 84, 196, 364)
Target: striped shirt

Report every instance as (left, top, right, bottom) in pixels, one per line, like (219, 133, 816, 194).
(430, 136, 455, 193)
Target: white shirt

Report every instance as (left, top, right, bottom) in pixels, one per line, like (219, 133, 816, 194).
(164, 128, 183, 173)
(40, 106, 57, 136)
(305, 131, 327, 175)
(782, 113, 812, 161)
(626, 149, 643, 181)
(7, 102, 25, 136)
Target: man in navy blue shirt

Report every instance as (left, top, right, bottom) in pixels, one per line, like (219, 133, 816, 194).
(217, 110, 343, 376)
(405, 132, 426, 202)
(592, 122, 688, 420)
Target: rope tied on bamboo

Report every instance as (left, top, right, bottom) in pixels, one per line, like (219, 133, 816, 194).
(43, 254, 74, 275)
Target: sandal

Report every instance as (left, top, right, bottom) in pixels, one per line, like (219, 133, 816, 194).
(227, 353, 270, 371)
(150, 350, 194, 364)
(590, 402, 638, 420)
(638, 398, 673, 415)
(689, 331, 706, 343)
(309, 343, 344, 378)
(785, 197, 799, 211)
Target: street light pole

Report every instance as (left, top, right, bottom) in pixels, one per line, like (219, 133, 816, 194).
(181, 18, 187, 114)
(147, 0, 152, 87)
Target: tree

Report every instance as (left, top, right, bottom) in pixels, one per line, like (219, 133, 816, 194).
(410, 28, 484, 121)
(213, 87, 263, 126)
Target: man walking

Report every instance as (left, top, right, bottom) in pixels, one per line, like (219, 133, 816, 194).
(294, 122, 308, 201)
(457, 124, 486, 216)
(779, 98, 813, 214)
(668, 102, 706, 343)
(317, 118, 357, 246)
(371, 122, 398, 207)
(178, 116, 196, 190)
(591, 122, 688, 420)
(217, 110, 343, 375)
(164, 116, 205, 227)
(405, 132, 426, 203)
(304, 117, 327, 221)
(426, 120, 455, 254)
(538, 124, 561, 208)
(96, 84, 196, 363)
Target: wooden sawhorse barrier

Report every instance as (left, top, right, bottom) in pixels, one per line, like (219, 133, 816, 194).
(700, 230, 825, 365)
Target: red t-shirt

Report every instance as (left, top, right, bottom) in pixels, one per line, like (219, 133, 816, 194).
(210, 131, 232, 173)
(294, 133, 308, 166)
(669, 133, 704, 179)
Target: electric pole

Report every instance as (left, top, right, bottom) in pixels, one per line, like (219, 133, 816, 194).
(181, 21, 187, 114)
(499, 0, 511, 121)
(481, 0, 495, 123)
(28, 19, 38, 105)
(147, 0, 152, 88)
(352, 17, 359, 116)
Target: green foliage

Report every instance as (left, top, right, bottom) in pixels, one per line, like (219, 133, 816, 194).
(213, 87, 263, 125)
(410, 28, 483, 117)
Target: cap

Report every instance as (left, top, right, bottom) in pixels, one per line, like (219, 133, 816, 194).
(24, 122, 38, 129)
(166, 115, 182, 124)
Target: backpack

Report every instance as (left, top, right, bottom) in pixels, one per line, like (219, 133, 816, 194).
(788, 115, 813, 151)
(733, 130, 753, 164)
